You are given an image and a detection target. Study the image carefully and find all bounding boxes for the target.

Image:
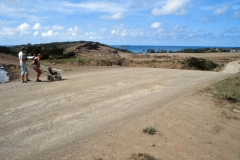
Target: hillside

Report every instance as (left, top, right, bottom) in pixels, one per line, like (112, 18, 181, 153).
(1, 42, 240, 82)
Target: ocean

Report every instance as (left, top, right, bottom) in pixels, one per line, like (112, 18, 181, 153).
(110, 45, 237, 53)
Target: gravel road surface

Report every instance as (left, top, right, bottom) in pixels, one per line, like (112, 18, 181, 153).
(222, 61, 240, 73)
(0, 66, 237, 159)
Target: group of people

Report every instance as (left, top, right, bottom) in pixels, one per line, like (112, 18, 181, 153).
(18, 47, 42, 83)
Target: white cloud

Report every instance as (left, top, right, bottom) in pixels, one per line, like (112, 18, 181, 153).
(42, 30, 53, 37)
(32, 23, 41, 30)
(84, 32, 95, 36)
(0, 3, 39, 21)
(130, 30, 143, 37)
(231, 11, 240, 19)
(157, 28, 164, 33)
(84, 32, 101, 39)
(151, 22, 161, 29)
(111, 29, 117, 34)
(62, 1, 125, 13)
(111, 24, 124, 35)
(151, 0, 191, 15)
(0, 27, 15, 36)
(99, 12, 123, 20)
(16, 23, 31, 35)
(33, 31, 39, 36)
(100, 28, 107, 32)
(121, 30, 127, 36)
(109, 25, 144, 38)
(17, 23, 29, 31)
(52, 25, 64, 30)
(67, 27, 78, 37)
(214, 6, 228, 16)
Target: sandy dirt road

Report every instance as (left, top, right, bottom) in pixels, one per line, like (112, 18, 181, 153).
(0, 65, 238, 159)
(221, 61, 240, 73)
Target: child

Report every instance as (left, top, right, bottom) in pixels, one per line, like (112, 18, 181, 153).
(47, 66, 58, 75)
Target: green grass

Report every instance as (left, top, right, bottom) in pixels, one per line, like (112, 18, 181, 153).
(212, 74, 240, 103)
(203, 73, 240, 104)
(202, 73, 240, 120)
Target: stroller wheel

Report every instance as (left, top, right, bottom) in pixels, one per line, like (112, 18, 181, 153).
(58, 76, 62, 80)
(47, 75, 51, 81)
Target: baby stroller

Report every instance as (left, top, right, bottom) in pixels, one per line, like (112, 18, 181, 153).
(47, 66, 62, 81)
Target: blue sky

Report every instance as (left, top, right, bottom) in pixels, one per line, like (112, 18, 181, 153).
(0, 0, 240, 46)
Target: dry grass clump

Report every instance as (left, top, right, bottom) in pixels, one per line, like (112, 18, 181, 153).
(130, 153, 160, 160)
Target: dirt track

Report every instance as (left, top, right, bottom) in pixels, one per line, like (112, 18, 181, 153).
(222, 61, 240, 73)
(1, 64, 238, 159)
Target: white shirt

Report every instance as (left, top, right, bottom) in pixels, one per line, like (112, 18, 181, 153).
(18, 51, 25, 63)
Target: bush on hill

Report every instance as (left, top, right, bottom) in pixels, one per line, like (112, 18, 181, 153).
(0, 46, 11, 54)
(178, 48, 230, 53)
(183, 57, 217, 70)
(7, 41, 89, 59)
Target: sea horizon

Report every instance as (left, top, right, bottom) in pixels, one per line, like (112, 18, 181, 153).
(110, 45, 239, 53)
(1, 44, 239, 54)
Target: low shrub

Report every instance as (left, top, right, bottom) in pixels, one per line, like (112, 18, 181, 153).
(64, 51, 75, 58)
(142, 127, 157, 135)
(184, 57, 217, 70)
(130, 153, 159, 160)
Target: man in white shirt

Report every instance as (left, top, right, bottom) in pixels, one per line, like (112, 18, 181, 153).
(19, 47, 30, 83)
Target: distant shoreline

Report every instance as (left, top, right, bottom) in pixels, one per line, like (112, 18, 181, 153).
(110, 45, 240, 53)
(1, 43, 240, 54)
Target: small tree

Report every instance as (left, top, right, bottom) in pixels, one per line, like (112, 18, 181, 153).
(147, 49, 155, 53)
(184, 57, 218, 70)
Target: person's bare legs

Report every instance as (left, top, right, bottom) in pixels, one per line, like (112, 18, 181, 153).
(37, 71, 41, 80)
(26, 74, 30, 81)
(21, 75, 25, 83)
(33, 67, 41, 81)
(21, 63, 30, 83)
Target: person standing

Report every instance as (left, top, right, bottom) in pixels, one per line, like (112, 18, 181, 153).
(32, 53, 42, 82)
(19, 47, 30, 83)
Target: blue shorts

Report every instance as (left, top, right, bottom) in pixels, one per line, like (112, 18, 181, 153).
(20, 62, 28, 75)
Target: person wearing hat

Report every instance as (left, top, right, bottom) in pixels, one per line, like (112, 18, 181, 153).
(18, 47, 31, 83)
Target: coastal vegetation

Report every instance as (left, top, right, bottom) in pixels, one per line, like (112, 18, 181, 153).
(177, 48, 230, 53)
(202, 73, 240, 120)
(110, 47, 132, 53)
(0, 41, 238, 72)
(147, 49, 168, 53)
(2, 41, 109, 59)
(0, 46, 12, 54)
(183, 57, 218, 71)
(1, 41, 238, 58)
(142, 47, 236, 53)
